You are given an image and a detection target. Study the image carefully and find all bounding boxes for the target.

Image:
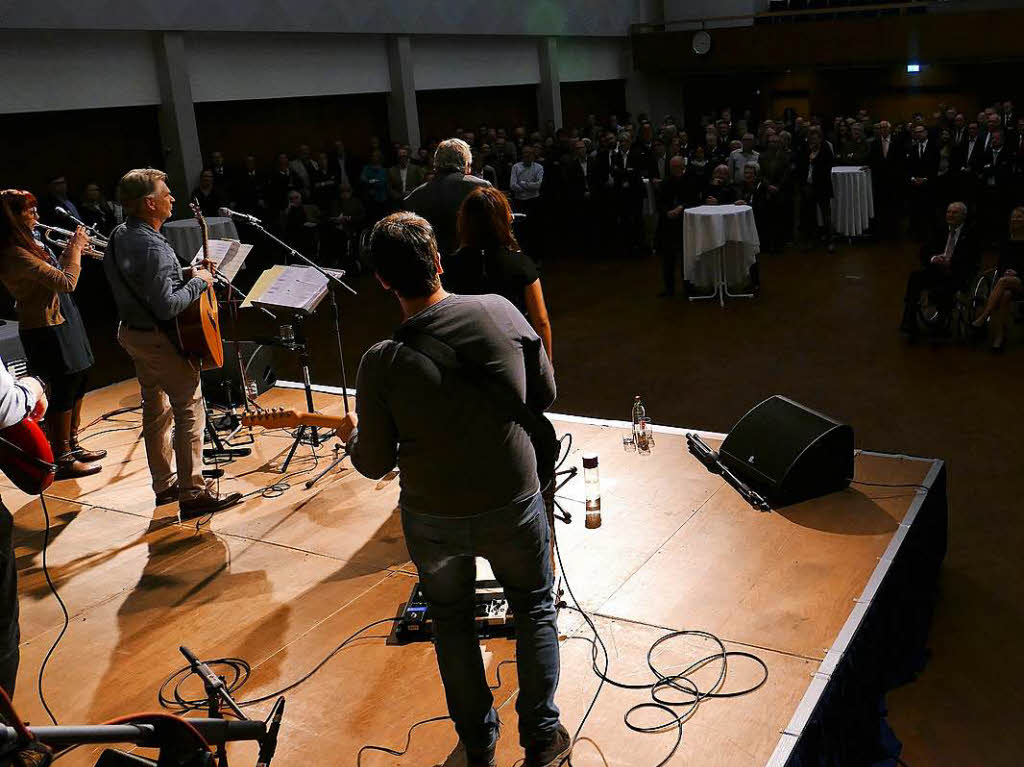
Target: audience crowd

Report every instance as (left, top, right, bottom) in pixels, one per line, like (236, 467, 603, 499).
(24, 96, 1024, 345)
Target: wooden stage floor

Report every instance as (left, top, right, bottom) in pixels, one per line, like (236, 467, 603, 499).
(6, 381, 941, 766)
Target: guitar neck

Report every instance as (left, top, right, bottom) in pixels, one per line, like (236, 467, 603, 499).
(241, 410, 345, 431)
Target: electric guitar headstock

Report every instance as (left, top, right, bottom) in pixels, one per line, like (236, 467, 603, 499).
(241, 408, 304, 429)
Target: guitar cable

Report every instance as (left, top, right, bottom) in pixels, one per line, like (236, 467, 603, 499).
(36, 493, 69, 726)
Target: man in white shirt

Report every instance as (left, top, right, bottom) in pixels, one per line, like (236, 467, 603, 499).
(0, 361, 46, 697)
(727, 133, 759, 187)
(510, 146, 544, 261)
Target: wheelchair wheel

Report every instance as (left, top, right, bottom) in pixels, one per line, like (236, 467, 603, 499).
(916, 291, 951, 332)
(972, 270, 995, 315)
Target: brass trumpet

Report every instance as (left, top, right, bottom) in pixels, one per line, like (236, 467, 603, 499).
(35, 224, 108, 260)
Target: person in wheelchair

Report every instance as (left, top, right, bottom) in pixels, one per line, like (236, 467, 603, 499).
(971, 206, 1024, 351)
(900, 201, 978, 338)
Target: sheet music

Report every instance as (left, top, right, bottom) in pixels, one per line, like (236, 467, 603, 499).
(242, 265, 329, 313)
(191, 239, 252, 283)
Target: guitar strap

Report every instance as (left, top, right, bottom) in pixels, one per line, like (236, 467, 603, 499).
(395, 326, 558, 487)
(107, 225, 184, 356)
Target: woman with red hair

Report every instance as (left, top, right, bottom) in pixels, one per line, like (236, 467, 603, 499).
(0, 190, 103, 478)
(446, 186, 553, 362)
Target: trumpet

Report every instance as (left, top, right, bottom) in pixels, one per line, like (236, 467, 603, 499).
(35, 224, 108, 260)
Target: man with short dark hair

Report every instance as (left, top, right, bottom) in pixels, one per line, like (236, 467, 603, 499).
(336, 212, 567, 767)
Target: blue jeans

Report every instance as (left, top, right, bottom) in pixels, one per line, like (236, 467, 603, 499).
(401, 492, 561, 751)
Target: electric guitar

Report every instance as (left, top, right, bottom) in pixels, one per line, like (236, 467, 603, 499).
(176, 203, 225, 370)
(0, 418, 56, 495)
(240, 408, 344, 432)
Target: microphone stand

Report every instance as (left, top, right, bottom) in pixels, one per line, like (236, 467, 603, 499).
(241, 218, 356, 479)
(686, 432, 770, 511)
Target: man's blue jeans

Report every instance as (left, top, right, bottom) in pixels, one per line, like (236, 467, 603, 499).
(401, 492, 561, 751)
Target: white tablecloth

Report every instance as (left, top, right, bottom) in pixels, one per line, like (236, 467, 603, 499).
(162, 216, 239, 264)
(830, 166, 874, 236)
(683, 204, 760, 287)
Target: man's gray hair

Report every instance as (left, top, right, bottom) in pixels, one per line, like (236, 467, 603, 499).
(434, 138, 472, 173)
(950, 201, 967, 216)
(745, 162, 761, 175)
(117, 168, 167, 214)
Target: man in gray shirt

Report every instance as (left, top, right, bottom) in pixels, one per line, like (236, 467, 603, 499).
(336, 212, 569, 767)
(105, 168, 240, 519)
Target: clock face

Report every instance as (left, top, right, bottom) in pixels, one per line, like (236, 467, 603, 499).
(692, 30, 712, 55)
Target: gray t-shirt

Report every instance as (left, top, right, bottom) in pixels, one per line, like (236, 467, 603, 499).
(349, 293, 556, 516)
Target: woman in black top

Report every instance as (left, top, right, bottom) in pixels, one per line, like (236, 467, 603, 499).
(443, 186, 553, 361)
(973, 206, 1024, 350)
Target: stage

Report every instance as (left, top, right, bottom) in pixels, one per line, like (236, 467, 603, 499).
(5, 381, 946, 766)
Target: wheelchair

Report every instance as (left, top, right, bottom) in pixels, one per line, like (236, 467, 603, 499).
(915, 268, 991, 340)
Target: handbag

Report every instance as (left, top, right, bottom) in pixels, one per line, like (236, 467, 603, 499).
(395, 327, 559, 490)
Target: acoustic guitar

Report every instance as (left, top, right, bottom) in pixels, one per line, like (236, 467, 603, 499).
(177, 203, 225, 370)
(0, 417, 56, 495)
(241, 408, 343, 432)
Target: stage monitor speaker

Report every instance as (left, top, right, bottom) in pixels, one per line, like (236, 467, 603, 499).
(202, 342, 276, 407)
(719, 396, 854, 506)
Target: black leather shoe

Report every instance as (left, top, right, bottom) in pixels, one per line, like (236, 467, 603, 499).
(179, 490, 243, 521)
(155, 483, 180, 506)
(523, 724, 571, 767)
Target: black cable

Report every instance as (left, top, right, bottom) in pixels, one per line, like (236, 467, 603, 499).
(158, 617, 400, 714)
(37, 494, 69, 726)
(554, 527, 768, 766)
(355, 658, 518, 765)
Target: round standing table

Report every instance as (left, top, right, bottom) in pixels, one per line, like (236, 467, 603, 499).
(162, 216, 239, 264)
(683, 204, 760, 306)
(830, 166, 874, 237)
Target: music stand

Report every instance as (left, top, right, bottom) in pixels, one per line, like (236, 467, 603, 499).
(189, 238, 273, 464)
(243, 264, 347, 471)
(241, 220, 357, 475)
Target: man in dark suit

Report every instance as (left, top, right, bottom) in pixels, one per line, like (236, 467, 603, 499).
(905, 124, 940, 240)
(328, 139, 361, 192)
(951, 113, 968, 150)
(977, 128, 1014, 243)
(388, 147, 425, 206)
(588, 132, 620, 258)
(868, 121, 902, 237)
(404, 138, 489, 258)
(900, 201, 977, 337)
(233, 154, 266, 215)
(795, 126, 835, 251)
(656, 155, 694, 297)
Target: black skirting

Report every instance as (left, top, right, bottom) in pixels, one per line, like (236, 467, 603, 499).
(786, 459, 948, 766)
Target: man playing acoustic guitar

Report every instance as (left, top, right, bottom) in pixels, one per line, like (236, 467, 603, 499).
(105, 169, 240, 520)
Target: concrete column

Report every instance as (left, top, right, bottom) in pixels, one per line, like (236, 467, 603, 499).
(624, 38, 683, 125)
(536, 37, 562, 130)
(387, 35, 420, 150)
(154, 32, 202, 217)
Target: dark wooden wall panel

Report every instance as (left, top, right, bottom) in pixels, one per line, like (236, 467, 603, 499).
(417, 85, 538, 144)
(560, 79, 627, 131)
(195, 93, 390, 170)
(0, 106, 162, 200)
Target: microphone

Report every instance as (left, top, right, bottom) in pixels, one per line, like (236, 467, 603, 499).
(179, 645, 246, 719)
(218, 207, 262, 225)
(256, 697, 285, 767)
(54, 206, 89, 229)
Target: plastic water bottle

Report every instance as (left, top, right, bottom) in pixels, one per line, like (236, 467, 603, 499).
(632, 396, 652, 455)
(583, 453, 601, 528)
